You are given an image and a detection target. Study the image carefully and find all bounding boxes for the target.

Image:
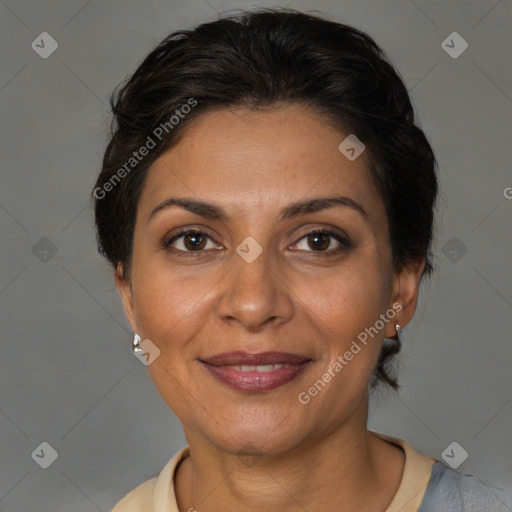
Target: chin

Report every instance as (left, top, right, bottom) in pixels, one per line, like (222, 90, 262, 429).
(204, 412, 305, 457)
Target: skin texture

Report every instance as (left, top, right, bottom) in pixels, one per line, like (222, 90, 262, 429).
(116, 104, 425, 511)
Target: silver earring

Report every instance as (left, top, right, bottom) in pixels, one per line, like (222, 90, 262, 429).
(395, 323, 402, 336)
(132, 333, 141, 352)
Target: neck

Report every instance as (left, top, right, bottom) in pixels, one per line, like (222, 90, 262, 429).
(175, 398, 404, 512)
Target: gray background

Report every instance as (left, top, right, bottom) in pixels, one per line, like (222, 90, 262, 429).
(0, 0, 511, 510)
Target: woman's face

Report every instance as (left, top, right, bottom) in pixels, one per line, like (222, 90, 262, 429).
(117, 104, 422, 455)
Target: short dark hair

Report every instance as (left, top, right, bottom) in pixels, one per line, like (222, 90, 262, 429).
(92, 9, 438, 391)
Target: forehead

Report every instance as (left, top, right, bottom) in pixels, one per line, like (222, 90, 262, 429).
(139, 104, 384, 222)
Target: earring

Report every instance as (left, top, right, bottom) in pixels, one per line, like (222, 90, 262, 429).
(132, 333, 141, 352)
(395, 323, 402, 336)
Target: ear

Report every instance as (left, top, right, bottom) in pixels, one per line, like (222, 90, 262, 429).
(385, 258, 426, 338)
(114, 263, 138, 333)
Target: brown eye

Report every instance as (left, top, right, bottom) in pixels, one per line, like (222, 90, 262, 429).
(307, 232, 330, 251)
(163, 230, 218, 253)
(183, 232, 207, 250)
(291, 229, 349, 254)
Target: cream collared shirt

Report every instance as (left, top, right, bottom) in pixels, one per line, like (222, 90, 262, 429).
(112, 432, 437, 512)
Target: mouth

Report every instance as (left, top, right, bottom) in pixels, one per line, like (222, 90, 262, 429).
(199, 351, 312, 392)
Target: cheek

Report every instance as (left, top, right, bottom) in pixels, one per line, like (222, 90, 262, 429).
(130, 267, 212, 418)
(293, 273, 387, 421)
(298, 251, 390, 380)
(129, 254, 222, 358)
(301, 252, 388, 333)
(133, 278, 200, 343)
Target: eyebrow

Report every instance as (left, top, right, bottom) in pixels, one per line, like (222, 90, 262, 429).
(147, 196, 368, 225)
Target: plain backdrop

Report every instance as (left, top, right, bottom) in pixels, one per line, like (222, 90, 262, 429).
(0, 0, 511, 510)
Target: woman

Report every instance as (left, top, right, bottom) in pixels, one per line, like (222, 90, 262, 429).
(92, 9, 507, 511)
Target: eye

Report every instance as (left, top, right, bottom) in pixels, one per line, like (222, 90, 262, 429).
(162, 228, 350, 256)
(290, 229, 349, 254)
(162, 229, 220, 253)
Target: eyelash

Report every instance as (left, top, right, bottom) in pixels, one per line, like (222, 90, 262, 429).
(161, 228, 350, 257)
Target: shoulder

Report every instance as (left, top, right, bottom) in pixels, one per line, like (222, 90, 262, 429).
(419, 461, 511, 512)
(111, 476, 157, 512)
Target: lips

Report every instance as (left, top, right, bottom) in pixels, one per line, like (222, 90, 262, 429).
(199, 351, 312, 392)
(201, 351, 310, 366)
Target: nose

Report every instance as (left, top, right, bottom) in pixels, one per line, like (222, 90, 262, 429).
(216, 245, 294, 332)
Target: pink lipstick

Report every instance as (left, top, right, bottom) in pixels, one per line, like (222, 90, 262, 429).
(199, 351, 311, 392)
